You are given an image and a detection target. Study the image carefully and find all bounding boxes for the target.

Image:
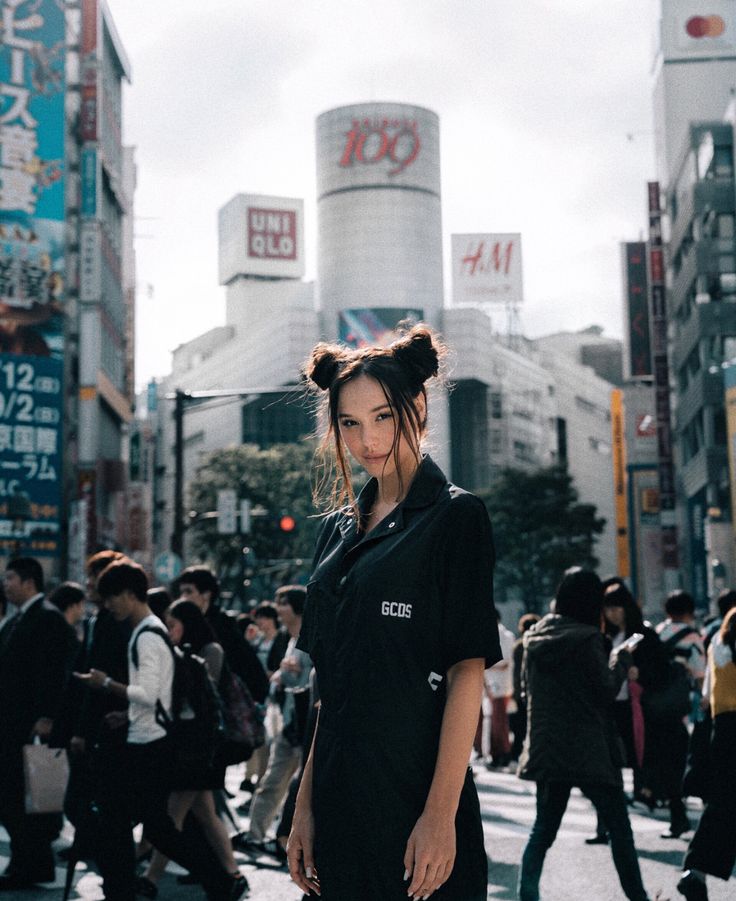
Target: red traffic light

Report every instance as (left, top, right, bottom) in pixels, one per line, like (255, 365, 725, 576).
(279, 515, 297, 533)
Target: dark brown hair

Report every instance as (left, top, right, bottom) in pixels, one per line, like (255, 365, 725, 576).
(303, 323, 445, 513)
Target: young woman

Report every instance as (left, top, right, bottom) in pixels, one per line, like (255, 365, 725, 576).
(136, 600, 246, 900)
(677, 606, 736, 901)
(286, 325, 501, 901)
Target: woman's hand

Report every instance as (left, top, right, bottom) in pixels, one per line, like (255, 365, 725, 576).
(403, 809, 455, 899)
(287, 804, 320, 896)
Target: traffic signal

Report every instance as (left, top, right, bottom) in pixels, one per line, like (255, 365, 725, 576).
(278, 514, 297, 533)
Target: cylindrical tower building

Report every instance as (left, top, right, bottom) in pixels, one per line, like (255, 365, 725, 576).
(315, 102, 448, 466)
(316, 102, 444, 338)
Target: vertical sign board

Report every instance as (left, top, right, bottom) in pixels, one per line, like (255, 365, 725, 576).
(611, 390, 630, 578)
(623, 242, 652, 378)
(0, 1, 66, 558)
(647, 182, 680, 582)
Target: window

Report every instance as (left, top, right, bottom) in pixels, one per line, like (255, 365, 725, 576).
(490, 392, 503, 420)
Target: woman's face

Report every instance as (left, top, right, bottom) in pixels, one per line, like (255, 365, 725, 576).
(166, 612, 185, 646)
(604, 603, 626, 630)
(336, 375, 423, 482)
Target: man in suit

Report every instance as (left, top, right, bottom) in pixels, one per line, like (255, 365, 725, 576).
(0, 556, 77, 889)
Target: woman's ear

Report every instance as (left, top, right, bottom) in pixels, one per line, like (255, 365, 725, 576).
(416, 391, 427, 426)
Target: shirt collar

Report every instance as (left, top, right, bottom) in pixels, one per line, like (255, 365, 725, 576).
(339, 454, 447, 538)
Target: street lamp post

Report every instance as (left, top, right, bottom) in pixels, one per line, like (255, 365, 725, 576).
(167, 385, 290, 558)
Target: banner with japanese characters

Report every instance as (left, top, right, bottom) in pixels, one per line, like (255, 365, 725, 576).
(1, 1, 66, 556)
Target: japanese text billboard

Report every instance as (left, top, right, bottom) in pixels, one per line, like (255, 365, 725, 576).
(0, 0, 65, 556)
(339, 308, 424, 349)
(451, 234, 524, 307)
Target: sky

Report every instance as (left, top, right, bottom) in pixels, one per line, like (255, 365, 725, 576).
(104, 0, 662, 390)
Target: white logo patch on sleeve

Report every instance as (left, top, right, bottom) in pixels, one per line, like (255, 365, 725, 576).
(428, 671, 443, 692)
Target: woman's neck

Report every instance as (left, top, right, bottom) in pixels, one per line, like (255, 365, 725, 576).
(373, 458, 420, 509)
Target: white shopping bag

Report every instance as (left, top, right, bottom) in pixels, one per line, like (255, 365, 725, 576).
(23, 741, 69, 814)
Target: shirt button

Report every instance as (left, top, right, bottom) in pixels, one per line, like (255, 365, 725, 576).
(388, 522, 395, 528)
(339, 576, 347, 586)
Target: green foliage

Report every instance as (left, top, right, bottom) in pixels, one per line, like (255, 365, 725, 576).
(480, 465, 606, 613)
(187, 443, 321, 601)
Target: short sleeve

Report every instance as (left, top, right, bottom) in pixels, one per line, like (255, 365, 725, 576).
(438, 495, 501, 669)
(297, 514, 338, 657)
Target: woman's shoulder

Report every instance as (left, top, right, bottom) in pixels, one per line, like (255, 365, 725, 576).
(437, 483, 491, 526)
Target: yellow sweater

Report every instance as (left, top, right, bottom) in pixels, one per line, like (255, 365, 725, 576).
(708, 637, 736, 717)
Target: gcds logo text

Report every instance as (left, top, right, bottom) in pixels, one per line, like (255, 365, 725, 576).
(381, 601, 413, 619)
(340, 118, 421, 176)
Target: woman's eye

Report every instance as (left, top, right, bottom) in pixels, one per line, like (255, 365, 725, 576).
(339, 419, 356, 428)
(377, 412, 393, 421)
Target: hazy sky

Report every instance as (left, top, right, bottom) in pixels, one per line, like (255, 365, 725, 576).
(105, 0, 661, 389)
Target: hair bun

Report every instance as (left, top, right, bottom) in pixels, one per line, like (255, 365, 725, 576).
(391, 325, 440, 387)
(305, 343, 344, 391)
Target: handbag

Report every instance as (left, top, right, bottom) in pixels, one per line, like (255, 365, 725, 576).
(219, 668, 265, 765)
(23, 740, 69, 814)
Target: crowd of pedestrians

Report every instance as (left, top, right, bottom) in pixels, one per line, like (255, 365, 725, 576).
(0, 548, 735, 900)
(0, 552, 316, 901)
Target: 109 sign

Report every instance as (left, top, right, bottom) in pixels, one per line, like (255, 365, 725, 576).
(340, 118, 421, 176)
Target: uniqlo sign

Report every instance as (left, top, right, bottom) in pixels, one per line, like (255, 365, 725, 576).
(247, 207, 297, 260)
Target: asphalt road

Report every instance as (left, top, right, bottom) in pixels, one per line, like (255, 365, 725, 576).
(2, 760, 731, 900)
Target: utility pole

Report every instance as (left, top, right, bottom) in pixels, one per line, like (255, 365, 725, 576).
(168, 385, 291, 559)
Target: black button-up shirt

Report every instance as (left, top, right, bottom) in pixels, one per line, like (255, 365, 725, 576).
(299, 455, 500, 742)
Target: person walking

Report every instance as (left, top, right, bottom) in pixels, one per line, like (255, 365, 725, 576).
(517, 567, 653, 901)
(287, 325, 501, 901)
(653, 591, 705, 839)
(74, 559, 242, 901)
(676, 606, 736, 901)
(0, 557, 77, 889)
(484, 611, 515, 769)
(137, 599, 246, 900)
(175, 566, 269, 705)
(236, 586, 311, 852)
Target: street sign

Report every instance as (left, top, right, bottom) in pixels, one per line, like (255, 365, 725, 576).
(217, 489, 237, 534)
(154, 551, 183, 584)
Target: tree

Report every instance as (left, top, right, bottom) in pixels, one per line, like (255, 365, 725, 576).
(187, 443, 321, 602)
(480, 465, 606, 613)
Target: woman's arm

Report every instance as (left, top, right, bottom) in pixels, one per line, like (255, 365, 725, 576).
(405, 657, 485, 900)
(286, 707, 321, 896)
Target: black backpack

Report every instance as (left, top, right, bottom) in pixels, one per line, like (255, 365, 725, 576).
(131, 626, 225, 769)
(641, 626, 698, 724)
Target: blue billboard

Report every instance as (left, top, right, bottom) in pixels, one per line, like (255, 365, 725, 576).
(1, 0, 66, 557)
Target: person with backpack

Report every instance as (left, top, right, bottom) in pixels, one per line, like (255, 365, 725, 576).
(650, 590, 705, 839)
(517, 568, 654, 901)
(74, 559, 244, 901)
(136, 599, 247, 899)
(175, 567, 269, 705)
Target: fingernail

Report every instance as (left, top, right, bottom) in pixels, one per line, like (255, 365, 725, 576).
(403, 869, 409, 881)
(305, 866, 312, 878)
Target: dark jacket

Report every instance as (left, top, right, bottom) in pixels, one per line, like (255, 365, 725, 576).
(73, 609, 130, 746)
(0, 598, 76, 763)
(517, 613, 630, 787)
(205, 605, 269, 703)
